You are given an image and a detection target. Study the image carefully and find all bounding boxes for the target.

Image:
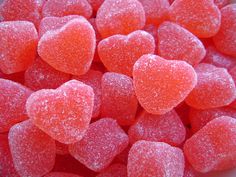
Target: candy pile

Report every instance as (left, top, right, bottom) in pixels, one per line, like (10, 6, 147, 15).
(1, 0, 236, 177)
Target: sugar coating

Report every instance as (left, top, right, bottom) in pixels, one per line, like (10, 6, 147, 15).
(0, 0, 43, 26)
(69, 118, 129, 172)
(133, 54, 197, 115)
(87, 0, 104, 11)
(186, 63, 236, 109)
(184, 116, 236, 173)
(42, 0, 92, 19)
(189, 107, 236, 133)
(39, 15, 82, 37)
(158, 21, 206, 66)
(202, 46, 236, 70)
(24, 57, 71, 91)
(73, 69, 102, 118)
(101, 72, 138, 126)
(213, 4, 236, 57)
(26, 80, 94, 144)
(229, 66, 236, 108)
(98, 30, 155, 76)
(96, 0, 146, 38)
(8, 120, 56, 177)
(0, 134, 19, 177)
(38, 17, 96, 76)
(55, 141, 69, 155)
(127, 140, 185, 177)
(138, 0, 170, 26)
(128, 110, 186, 146)
(0, 21, 38, 74)
(96, 163, 127, 177)
(214, 0, 230, 8)
(169, 0, 221, 38)
(45, 172, 82, 177)
(0, 79, 32, 132)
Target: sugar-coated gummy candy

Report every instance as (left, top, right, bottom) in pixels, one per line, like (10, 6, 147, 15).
(158, 21, 206, 66)
(0, 134, 19, 177)
(184, 116, 236, 173)
(202, 46, 236, 70)
(127, 140, 185, 177)
(229, 66, 236, 108)
(55, 141, 69, 155)
(0, 79, 32, 132)
(45, 172, 82, 177)
(98, 30, 155, 76)
(26, 80, 94, 144)
(138, 0, 170, 26)
(213, 4, 236, 57)
(189, 107, 236, 133)
(101, 72, 138, 126)
(24, 57, 71, 91)
(73, 69, 103, 118)
(186, 63, 236, 109)
(128, 110, 186, 146)
(133, 54, 197, 115)
(38, 17, 96, 76)
(8, 120, 56, 177)
(39, 15, 82, 37)
(87, 0, 104, 11)
(69, 118, 129, 172)
(169, 0, 221, 38)
(96, 0, 146, 38)
(96, 164, 127, 177)
(0, 21, 38, 74)
(42, 0, 92, 19)
(0, 0, 43, 26)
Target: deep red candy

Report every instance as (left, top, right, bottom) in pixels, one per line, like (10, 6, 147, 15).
(0, 21, 38, 74)
(143, 24, 159, 53)
(38, 17, 96, 76)
(69, 118, 129, 172)
(96, 0, 146, 38)
(73, 69, 103, 118)
(96, 164, 127, 177)
(186, 63, 236, 109)
(101, 72, 138, 126)
(169, 0, 221, 38)
(158, 21, 206, 66)
(8, 120, 56, 177)
(0, 79, 32, 133)
(189, 107, 236, 132)
(56, 141, 69, 155)
(98, 30, 155, 76)
(0, 0, 43, 26)
(0, 69, 25, 84)
(87, 0, 104, 12)
(26, 80, 94, 144)
(138, 0, 170, 26)
(184, 116, 236, 173)
(42, 0, 92, 19)
(45, 172, 82, 177)
(214, 0, 230, 8)
(0, 134, 19, 177)
(24, 57, 71, 91)
(213, 4, 236, 57)
(128, 110, 186, 146)
(127, 140, 185, 177)
(133, 54, 197, 115)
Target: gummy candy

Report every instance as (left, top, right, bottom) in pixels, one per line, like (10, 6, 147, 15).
(8, 120, 56, 177)
(87, 0, 104, 12)
(96, 0, 146, 38)
(128, 110, 186, 146)
(101, 72, 138, 126)
(26, 80, 94, 144)
(133, 54, 197, 115)
(184, 116, 236, 173)
(186, 63, 236, 109)
(158, 21, 206, 66)
(56, 141, 69, 155)
(0, 21, 38, 74)
(98, 30, 155, 76)
(127, 140, 185, 177)
(38, 17, 96, 76)
(96, 164, 127, 177)
(42, 0, 92, 19)
(0, 79, 32, 132)
(69, 118, 129, 172)
(169, 0, 221, 38)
